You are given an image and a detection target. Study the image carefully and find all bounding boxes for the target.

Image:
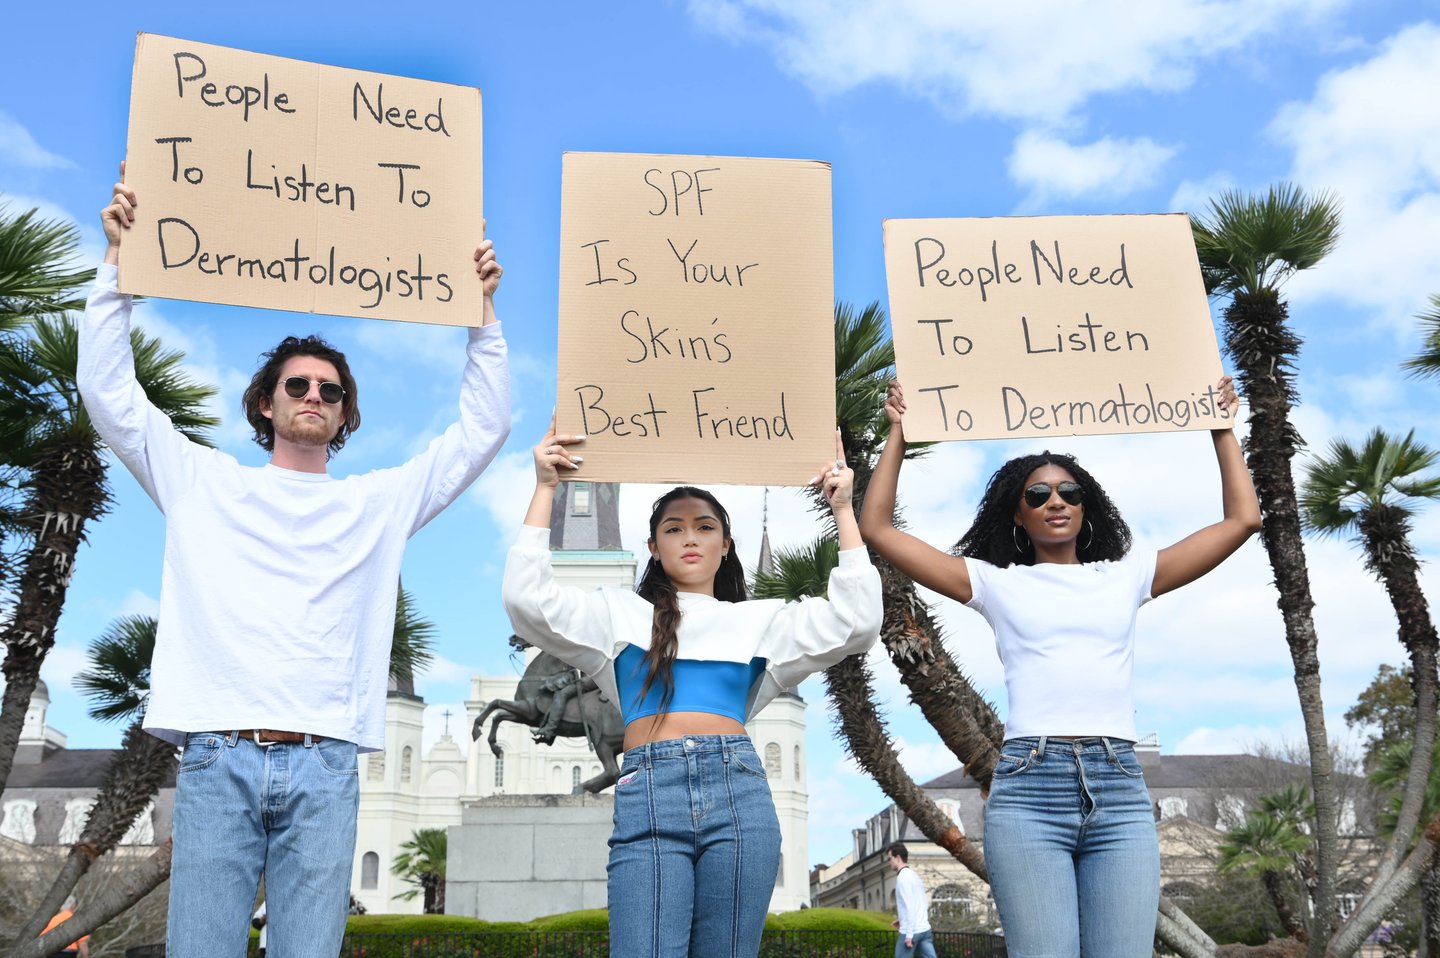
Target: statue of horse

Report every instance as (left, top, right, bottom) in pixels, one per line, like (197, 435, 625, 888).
(471, 644, 626, 794)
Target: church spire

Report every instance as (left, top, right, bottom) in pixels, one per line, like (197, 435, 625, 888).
(756, 487, 774, 577)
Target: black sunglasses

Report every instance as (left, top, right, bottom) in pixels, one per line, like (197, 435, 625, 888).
(1022, 481, 1084, 509)
(281, 376, 345, 405)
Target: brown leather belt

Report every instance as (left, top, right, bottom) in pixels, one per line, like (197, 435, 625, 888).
(223, 729, 323, 745)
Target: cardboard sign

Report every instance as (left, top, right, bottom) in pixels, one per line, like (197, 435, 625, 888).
(121, 34, 483, 326)
(557, 152, 835, 485)
(883, 214, 1230, 442)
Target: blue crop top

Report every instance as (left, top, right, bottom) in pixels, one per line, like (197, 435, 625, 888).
(614, 645, 766, 725)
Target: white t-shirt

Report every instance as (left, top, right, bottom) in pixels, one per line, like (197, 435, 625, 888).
(965, 552, 1156, 741)
(77, 265, 511, 750)
(895, 865, 931, 937)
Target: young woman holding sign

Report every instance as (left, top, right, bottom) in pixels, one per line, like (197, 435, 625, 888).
(503, 424, 881, 958)
(859, 377, 1259, 958)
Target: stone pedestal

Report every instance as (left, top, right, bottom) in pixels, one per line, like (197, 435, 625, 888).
(447, 792, 613, 921)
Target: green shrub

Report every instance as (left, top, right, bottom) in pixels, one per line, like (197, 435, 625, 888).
(526, 908, 610, 932)
(344, 913, 524, 934)
(767, 908, 895, 932)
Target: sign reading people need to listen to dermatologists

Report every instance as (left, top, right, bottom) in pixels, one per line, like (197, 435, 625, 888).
(121, 34, 483, 326)
(883, 214, 1230, 442)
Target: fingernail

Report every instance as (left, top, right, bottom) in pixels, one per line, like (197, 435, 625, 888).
(808, 476, 819, 485)
(576, 434, 587, 440)
(572, 456, 584, 463)
(568, 462, 581, 469)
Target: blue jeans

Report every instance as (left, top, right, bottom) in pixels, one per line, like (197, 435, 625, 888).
(607, 735, 781, 958)
(983, 737, 1159, 958)
(168, 731, 359, 958)
(896, 929, 938, 958)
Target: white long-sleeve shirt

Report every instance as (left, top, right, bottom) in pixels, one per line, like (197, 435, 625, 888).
(501, 525, 881, 719)
(895, 865, 931, 938)
(77, 264, 511, 750)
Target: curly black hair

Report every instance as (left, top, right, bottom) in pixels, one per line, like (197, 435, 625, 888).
(953, 451, 1131, 568)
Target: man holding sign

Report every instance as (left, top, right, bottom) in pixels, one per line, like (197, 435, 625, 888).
(79, 167, 510, 957)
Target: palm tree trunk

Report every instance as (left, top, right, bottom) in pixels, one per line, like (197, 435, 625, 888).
(822, 653, 988, 880)
(1222, 290, 1337, 954)
(1261, 869, 1310, 942)
(6, 839, 171, 958)
(1362, 506, 1440, 872)
(0, 439, 108, 794)
(12, 722, 177, 944)
(842, 433, 1006, 786)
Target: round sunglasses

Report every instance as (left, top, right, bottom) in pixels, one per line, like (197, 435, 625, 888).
(1022, 481, 1085, 509)
(281, 376, 345, 405)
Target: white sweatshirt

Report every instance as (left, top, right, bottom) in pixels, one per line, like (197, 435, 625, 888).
(77, 264, 510, 750)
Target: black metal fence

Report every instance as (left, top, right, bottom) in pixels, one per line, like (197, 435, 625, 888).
(331, 929, 1007, 957)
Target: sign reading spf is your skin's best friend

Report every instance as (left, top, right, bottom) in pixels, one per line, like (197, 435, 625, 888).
(883, 214, 1230, 442)
(557, 152, 835, 485)
(121, 34, 483, 326)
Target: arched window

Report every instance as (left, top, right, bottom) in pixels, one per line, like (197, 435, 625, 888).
(60, 798, 96, 844)
(361, 852, 379, 889)
(1158, 796, 1188, 820)
(367, 752, 385, 782)
(937, 799, 964, 834)
(572, 766, 582, 790)
(793, 745, 801, 781)
(0, 799, 37, 843)
(764, 742, 781, 778)
(1216, 795, 1246, 830)
(401, 746, 413, 784)
(494, 747, 505, 788)
(571, 482, 592, 516)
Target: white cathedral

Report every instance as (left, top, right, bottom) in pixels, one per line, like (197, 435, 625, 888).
(351, 481, 813, 915)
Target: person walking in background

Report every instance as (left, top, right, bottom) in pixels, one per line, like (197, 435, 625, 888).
(887, 843, 937, 958)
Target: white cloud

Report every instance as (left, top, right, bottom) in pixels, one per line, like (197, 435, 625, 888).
(0, 112, 75, 169)
(1008, 131, 1178, 203)
(688, 0, 1346, 125)
(1272, 22, 1440, 331)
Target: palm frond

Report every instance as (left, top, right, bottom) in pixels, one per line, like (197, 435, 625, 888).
(391, 584, 437, 683)
(1401, 294, 1440, 381)
(752, 535, 839, 601)
(75, 616, 157, 723)
(0, 202, 92, 330)
(1191, 183, 1342, 297)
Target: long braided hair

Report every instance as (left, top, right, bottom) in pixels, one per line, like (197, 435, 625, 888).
(953, 451, 1131, 568)
(635, 487, 748, 715)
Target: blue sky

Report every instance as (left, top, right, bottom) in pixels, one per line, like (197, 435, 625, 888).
(4, 1, 1439, 869)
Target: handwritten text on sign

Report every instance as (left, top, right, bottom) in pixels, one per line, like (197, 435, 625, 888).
(557, 153, 834, 485)
(883, 214, 1229, 442)
(121, 34, 483, 326)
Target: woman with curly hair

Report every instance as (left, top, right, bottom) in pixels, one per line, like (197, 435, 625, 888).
(859, 378, 1260, 958)
(503, 423, 881, 958)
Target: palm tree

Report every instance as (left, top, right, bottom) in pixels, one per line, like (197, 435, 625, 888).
(1219, 797, 1315, 942)
(1191, 183, 1343, 953)
(1400, 295, 1440, 381)
(1371, 739, 1440, 957)
(0, 205, 95, 625)
(389, 582, 437, 690)
(1302, 428, 1440, 874)
(0, 313, 218, 793)
(12, 617, 176, 946)
(392, 827, 447, 914)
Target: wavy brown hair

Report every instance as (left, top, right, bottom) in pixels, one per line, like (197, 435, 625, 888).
(241, 334, 361, 457)
(953, 451, 1131, 568)
(634, 487, 748, 716)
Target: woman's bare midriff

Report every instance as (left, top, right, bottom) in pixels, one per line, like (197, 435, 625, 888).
(623, 711, 748, 750)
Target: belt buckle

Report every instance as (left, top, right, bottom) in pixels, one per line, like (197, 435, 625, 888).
(252, 729, 278, 747)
